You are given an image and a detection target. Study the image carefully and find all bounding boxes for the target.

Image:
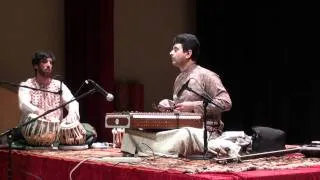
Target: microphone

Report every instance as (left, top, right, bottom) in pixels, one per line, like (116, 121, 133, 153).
(85, 79, 114, 102)
(176, 79, 191, 98)
(183, 79, 191, 89)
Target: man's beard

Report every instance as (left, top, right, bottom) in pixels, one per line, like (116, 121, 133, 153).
(37, 68, 52, 78)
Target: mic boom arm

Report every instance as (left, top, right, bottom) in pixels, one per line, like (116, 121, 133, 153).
(0, 81, 60, 94)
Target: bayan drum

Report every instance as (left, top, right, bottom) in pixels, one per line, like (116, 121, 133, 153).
(58, 120, 86, 145)
(21, 113, 60, 146)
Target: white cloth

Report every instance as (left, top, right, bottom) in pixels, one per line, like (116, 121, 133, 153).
(18, 78, 80, 124)
(121, 128, 250, 157)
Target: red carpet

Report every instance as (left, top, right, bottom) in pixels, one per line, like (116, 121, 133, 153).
(1, 148, 320, 179)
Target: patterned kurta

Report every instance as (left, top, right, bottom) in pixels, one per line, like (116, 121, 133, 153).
(18, 78, 80, 124)
(173, 64, 232, 136)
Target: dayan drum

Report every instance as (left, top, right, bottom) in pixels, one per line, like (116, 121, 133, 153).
(21, 114, 60, 146)
(58, 120, 86, 145)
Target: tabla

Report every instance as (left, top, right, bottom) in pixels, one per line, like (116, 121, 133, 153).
(58, 120, 86, 145)
(21, 114, 60, 146)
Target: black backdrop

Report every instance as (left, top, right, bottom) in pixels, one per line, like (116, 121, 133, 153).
(196, 1, 320, 144)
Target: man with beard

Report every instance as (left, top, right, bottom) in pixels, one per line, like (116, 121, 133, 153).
(18, 51, 79, 125)
(15, 51, 91, 147)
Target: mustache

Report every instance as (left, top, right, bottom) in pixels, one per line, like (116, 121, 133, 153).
(43, 67, 52, 70)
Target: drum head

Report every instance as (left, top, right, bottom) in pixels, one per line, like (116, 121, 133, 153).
(60, 120, 80, 129)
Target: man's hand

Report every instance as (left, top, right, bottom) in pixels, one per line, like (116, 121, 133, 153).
(63, 112, 79, 124)
(35, 108, 45, 116)
(174, 101, 195, 112)
(157, 99, 175, 112)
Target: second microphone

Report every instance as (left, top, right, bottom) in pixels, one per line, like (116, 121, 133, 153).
(85, 79, 114, 102)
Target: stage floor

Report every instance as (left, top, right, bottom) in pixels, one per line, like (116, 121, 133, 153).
(1, 147, 320, 179)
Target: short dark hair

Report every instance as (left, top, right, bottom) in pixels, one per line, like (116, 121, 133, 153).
(32, 51, 55, 66)
(172, 33, 200, 62)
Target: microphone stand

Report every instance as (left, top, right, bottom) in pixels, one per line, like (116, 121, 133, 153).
(184, 86, 224, 160)
(0, 81, 61, 94)
(0, 83, 96, 180)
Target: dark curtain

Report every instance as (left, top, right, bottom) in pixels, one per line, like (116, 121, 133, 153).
(196, 1, 320, 144)
(65, 0, 114, 142)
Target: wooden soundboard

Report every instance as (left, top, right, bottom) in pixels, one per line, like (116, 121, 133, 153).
(105, 112, 203, 129)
